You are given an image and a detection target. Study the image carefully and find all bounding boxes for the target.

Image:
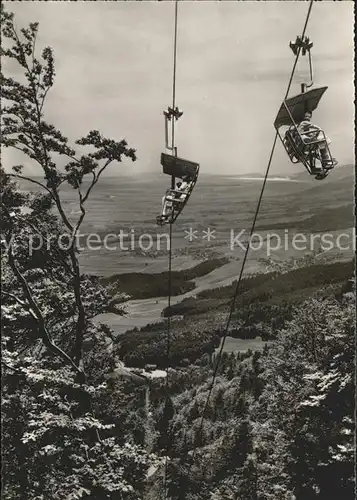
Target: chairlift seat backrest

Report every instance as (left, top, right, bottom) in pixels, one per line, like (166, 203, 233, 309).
(274, 86, 328, 129)
(161, 153, 199, 180)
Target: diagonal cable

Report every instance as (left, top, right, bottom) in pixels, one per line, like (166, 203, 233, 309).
(190, 0, 315, 467)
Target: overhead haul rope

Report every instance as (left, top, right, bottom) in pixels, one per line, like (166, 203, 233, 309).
(188, 0, 315, 468)
(163, 1, 179, 499)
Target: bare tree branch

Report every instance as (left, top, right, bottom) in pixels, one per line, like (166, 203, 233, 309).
(2, 291, 37, 319)
(19, 217, 75, 277)
(82, 159, 112, 205)
(1, 362, 23, 374)
(2, 204, 83, 376)
(8, 173, 52, 195)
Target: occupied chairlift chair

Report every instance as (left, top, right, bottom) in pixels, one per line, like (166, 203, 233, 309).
(275, 36, 337, 180)
(274, 87, 336, 180)
(157, 107, 200, 225)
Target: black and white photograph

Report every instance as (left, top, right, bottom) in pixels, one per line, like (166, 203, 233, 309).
(1, 1, 355, 499)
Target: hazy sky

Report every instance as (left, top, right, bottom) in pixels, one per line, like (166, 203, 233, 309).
(3, 1, 354, 176)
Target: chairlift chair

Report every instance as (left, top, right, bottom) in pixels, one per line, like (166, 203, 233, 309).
(274, 86, 337, 180)
(157, 153, 199, 225)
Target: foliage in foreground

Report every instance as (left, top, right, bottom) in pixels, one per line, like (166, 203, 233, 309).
(2, 347, 161, 499)
(1, 7, 157, 499)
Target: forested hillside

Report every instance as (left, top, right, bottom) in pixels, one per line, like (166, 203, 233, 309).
(145, 284, 355, 500)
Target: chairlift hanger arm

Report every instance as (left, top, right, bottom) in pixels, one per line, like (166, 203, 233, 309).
(289, 34, 314, 89)
(163, 106, 183, 156)
(302, 47, 314, 90)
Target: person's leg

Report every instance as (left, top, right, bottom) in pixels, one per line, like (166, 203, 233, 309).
(163, 192, 173, 214)
(315, 132, 335, 165)
(320, 146, 329, 162)
(318, 143, 336, 168)
(165, 196, 174, 218)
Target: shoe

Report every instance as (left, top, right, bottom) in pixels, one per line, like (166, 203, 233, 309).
(157, 216, 167, 226)
(322, 158, 337, 169)
(311, 167, 322, 175)
(315, 174, 327, 181)
(315, 172, 327, 180)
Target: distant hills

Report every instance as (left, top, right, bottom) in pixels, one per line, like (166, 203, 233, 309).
(291, 163, 354, 181)
(232, 163, 354, 181)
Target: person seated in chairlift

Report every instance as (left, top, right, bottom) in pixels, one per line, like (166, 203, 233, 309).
(161, 191, 173, 219)
(160, 177, 192, 221)
(175, 177, 191, 198)
(297, 111, 336, 169)
(161, 180, 184, 218)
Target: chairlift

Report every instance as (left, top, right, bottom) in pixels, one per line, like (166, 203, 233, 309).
(274, 36, 337, 180)
(274, 87, 337, 180)
(157, 106, 200, 225)
(157, 153, 199, 226)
